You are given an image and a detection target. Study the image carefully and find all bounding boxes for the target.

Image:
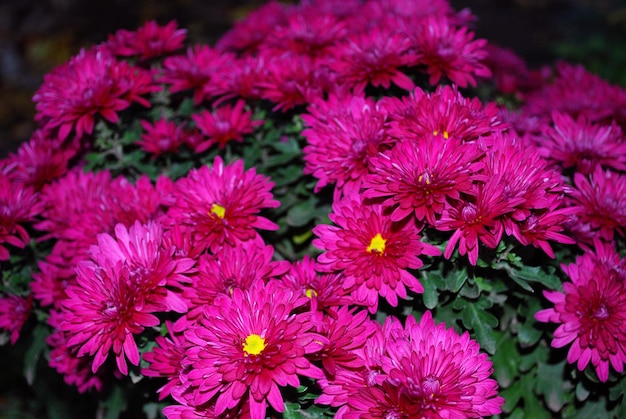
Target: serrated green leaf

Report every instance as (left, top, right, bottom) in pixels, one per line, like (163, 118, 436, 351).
(422, 274, 439, 309)
(457, 297, 498, 354)
(286, 197, 319, 227)
(283, 402, 304, 419)
(492, 332, 520, 387)
(444, 267, 467, 293)
(537, 360, 566, 412)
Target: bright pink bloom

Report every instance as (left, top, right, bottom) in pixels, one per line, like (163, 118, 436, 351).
(2, 129, 76, 190)
(437, 178, 513, 265)
(302, 94, 391, 193)
(329, 26, 416, 95)
(384, 85, 503, 143)
(363, 135, 484, 226)
(160, 45, 236, 104)
(313, 193, 440, 312)
(538, 111, 626, 174)
(0, 174, 41, 261)
(166, 156, 279, 253)
(411, 16, 491, 87)
(138, 118, 186, 156)
(105, 20, 186, 60)
(569, 166, 626, 242)
(33, 48, 156, 141)
(281, 255, 352, 312)
(0, 294, 31, 344)
(535, 245, 626, 381)
(380, 312, 504, 417)
(173, 280, 326, 419)
(31, 259, 73, 308)
(142, 321, 187, 400)
(181, 237, 289, 323)
(191, 100, 263, 152)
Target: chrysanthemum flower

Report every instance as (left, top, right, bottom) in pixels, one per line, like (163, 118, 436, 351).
(302, 94, 391, 193)
(3, 129, 76, 190)
(313, 193, 440, 312)
(482, 44, 533, 94)
(173, 280, 326, 419)
(568, 166, 626, 242)
(181, 236, 289, 323)
(0, 294, 31, 344)
(329, 26, 416, 95)
(281, 255, 352, 312)
(32, 48, 157, 141)
(160, 45, 236, 104)
(191, 100, 263, 152)
(538, 111, 626, 174)
(105, 20, 186, 60)
(138, 118, 186, 156)
(437, 178, 514, 265)
(142, 321, 187, 400)
(166, 156, 279, 253)
(410, 16, 491, 87)
(207, 56, 267, 104)
(362, 134, 484, 226)
(31, 258, 73, 308)
(380, 311, 504, 417)
(0, 173, 41, 261)
(384, 85, 503, 143)
(535, 246, 626, 381)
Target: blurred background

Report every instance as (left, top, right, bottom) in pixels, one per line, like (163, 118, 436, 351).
(1, 0, 625, 158)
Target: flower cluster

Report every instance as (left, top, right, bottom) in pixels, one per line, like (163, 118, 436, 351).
(1, 0, 625, 417)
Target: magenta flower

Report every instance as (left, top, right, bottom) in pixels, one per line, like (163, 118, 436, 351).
(191, 100, 263, 152)
(380, 311, 504, 417)
(142, 321, 187, 400)
(166, 156, 279, 253)
(0, 294, 31, 344)
(302, 94, 391, 193)
(535, 243, 626, 381)
(173, 280, 326, 419)
(0, 173, 41, 261)
(105, 20, 186, 60)
(411, 16, 491, 87)
(313, 193, 440, 312)
(32, 48, 155, 141)
(329, 26, 416, 95)
(437, 178, 514, 265)
(138, 118, 186, 156)
(569, 166, 626, 242)
(538, 111, 626, 174)
(363, 134, 484, 226)
(160, 45, 236, 104)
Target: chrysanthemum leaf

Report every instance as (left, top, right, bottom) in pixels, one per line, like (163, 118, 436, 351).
(537, 360, 567, 412)
(492, 332, 521, 387)
(457, 296, 498, 354)
(24, 323, 49, 385)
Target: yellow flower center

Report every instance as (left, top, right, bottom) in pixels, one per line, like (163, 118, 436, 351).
(367, 233, 386, 254)
(210, 203, 226, 219)
(243, 334, 266, 356)
(433, 130, 449, 139)
(305, 288, 318, 298)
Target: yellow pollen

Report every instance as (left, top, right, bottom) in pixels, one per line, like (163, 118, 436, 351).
(433, 130, 449, 139)
(367, 233, 386, 254)
(243, 334, 266, 356)
(305, 288, 318, 298)
(210, 203, 226, 219)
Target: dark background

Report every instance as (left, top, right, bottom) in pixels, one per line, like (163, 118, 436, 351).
(1, 0, 625, 158)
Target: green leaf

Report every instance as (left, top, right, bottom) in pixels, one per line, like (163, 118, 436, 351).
(99, 385, 127, 419)
(443, 267, 467, 293)
(536, 360, 567, 412)
(24, 324, 49, 385)
(286, 197, 319, 227)
(456, 296, 498, 354)
(421, 273, 439, 309)
(492, 332, 520, 387)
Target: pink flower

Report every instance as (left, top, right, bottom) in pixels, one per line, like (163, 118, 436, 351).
(33, 48, 155, 141)
(437, 178, 513, 265)
(0, 294, 31, 344)
(138, 118, 186, 156)
(105, 20, 186, 60)
(569, 166, 626, 242)
(302, 94, 391, 193)
(380, 312, 504, 417)
(0, 174, 41, 261)
(191, 100, 263, 152)
(329, 26, 416, 95)
(142, 321, 187, 400)
(173, 280, 326, 419)
(313, 193, 440, 312)
(166, 156, 279, 253)
(411, 16, 491, 87)
(362, 134, 484, 226)
(535, 244, 626, 381)
(160, 45, 236, 104)
(538, 111, 626, 175)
